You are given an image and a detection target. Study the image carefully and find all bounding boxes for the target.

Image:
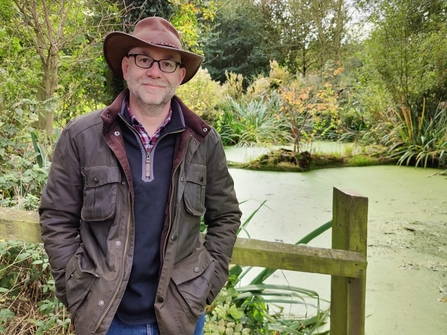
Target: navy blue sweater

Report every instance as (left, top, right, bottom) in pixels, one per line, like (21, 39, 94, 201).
(116, 102, 184, 324)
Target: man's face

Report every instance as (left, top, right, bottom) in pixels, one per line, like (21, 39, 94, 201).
(121, 45, 186, 110)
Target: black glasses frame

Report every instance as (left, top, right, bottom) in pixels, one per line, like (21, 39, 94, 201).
(126, 54, 182, 73)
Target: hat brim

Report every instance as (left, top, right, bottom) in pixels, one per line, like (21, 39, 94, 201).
(104, 32, 204, 84)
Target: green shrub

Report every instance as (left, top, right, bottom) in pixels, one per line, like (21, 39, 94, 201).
(0, 130, 53, 210)
(379, 102, 447, 167)
(0, 240, 73, 334)
(216, 96, 291, 147)
(176, 67, 226, 125)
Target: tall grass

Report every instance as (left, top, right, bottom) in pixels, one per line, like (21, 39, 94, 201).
(380, 102, 447, 167)
(216, 96, 292, 147)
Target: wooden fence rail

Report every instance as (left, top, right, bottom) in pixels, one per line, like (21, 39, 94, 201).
(0, 187, 368, 335)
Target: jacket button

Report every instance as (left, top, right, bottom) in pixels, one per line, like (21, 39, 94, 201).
(93, 177, 100, 184)
(98, 300, 105, 306)
(116, 241, 122, 247)
(157, 296, 164, 303)
(170, 235, 177, 241)
(202, 127, 208, 133)
(114, 131, 120, 136)
(193, 267, 200, 273)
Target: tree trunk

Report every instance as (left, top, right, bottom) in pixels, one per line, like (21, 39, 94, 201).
(36, 45, 59, 137)
(333, 0, 345, 62)
(311, 0, 328, 69)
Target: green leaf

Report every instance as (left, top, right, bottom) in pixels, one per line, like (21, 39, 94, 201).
(0, 308, 15, 321)
(16, 252, 31, 261)
(228, 305, 244, 320)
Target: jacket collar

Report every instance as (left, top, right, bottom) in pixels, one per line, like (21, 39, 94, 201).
(101, 89, 210, 141)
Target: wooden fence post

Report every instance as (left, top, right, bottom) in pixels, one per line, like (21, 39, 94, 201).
(330, 187, 368, 335)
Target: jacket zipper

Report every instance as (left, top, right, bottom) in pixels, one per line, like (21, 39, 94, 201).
(93, 193, 132, 334)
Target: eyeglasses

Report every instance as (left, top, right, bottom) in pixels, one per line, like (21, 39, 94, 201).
(126, 54, 181, 73)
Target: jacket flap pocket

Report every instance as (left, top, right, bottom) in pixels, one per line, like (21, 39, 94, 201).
(83, 165, 121, 187)
(185, 164, 206, 186)
(171, 247, 214, 285)
(81, 166, 121, 221)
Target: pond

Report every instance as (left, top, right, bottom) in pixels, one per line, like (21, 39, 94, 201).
(225, 146, 447, 335)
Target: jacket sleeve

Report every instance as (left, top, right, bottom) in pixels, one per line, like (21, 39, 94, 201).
(203, 130, 242, 303)
(39, 124, 83, 307)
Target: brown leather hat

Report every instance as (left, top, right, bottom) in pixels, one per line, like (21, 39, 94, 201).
(103, 17, 203, 84)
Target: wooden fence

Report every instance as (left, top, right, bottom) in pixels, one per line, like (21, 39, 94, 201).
(0, 187, 368, 335)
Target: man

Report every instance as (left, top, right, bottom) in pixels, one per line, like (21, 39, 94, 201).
(39, 17, 242, 335)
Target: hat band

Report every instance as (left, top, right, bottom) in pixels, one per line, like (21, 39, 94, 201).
(150, 41, 181, 49)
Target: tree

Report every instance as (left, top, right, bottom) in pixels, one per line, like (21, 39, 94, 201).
(202, 0, 271, 86)
(260, 0, 350, 76)
(361, 0, 447, 115)
(8, 0, 118, 136)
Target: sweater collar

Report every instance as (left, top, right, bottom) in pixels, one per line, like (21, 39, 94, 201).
(116, 92, 186, 135)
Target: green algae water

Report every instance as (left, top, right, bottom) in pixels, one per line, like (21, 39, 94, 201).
(227, 146, 447, 335)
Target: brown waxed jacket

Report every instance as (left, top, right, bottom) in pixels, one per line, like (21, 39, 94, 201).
(39, 90, 242, 335)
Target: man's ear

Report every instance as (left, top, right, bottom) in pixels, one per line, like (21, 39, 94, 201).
(178, 67, 186, 85)
(122, 57, 129, 80)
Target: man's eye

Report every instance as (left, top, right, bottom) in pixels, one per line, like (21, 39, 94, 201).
(140, 57, 151, 64)
(161, 61, 173, 68)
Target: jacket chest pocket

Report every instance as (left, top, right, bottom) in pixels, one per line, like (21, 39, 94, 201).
(183, 163, 206, 216)
(81, 165, 121, 221)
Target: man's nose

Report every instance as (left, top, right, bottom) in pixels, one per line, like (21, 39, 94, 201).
(145, 61, 163, 75)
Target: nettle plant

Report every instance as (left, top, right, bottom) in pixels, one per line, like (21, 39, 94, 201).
(0, 240, 73, 334)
